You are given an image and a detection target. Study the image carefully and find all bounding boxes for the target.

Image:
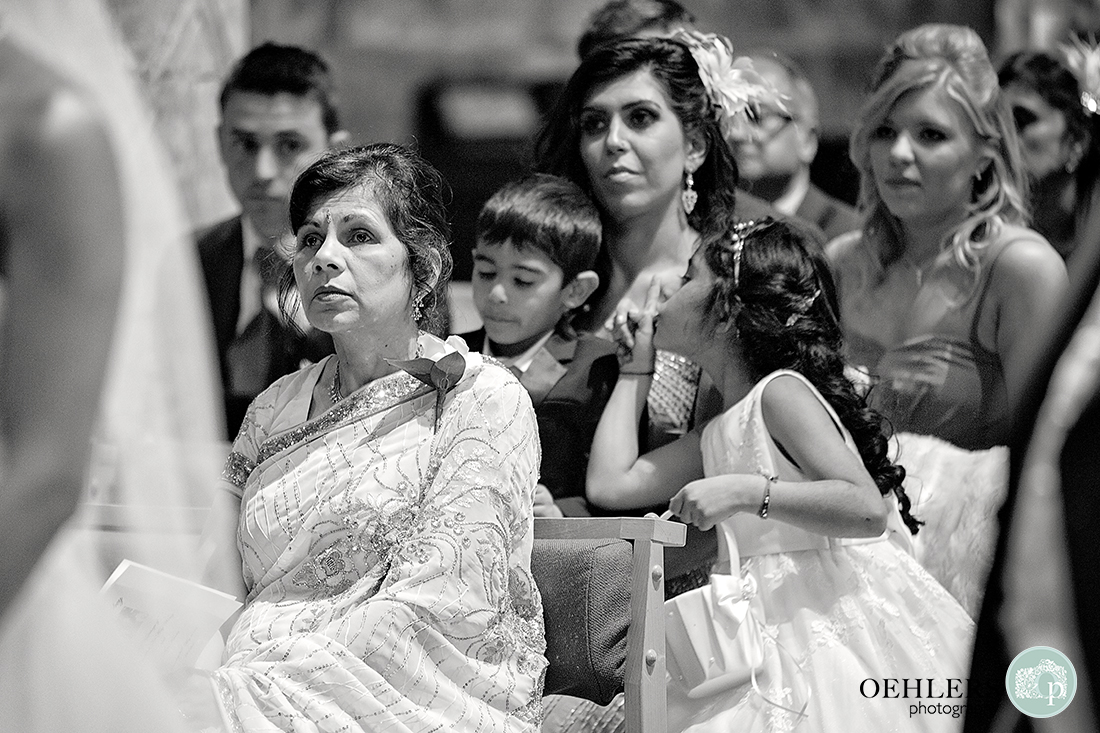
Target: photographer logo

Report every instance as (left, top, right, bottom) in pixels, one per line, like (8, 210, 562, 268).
(1006, 646, 1077, 718)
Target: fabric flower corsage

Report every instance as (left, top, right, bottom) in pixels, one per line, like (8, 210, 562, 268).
(389, 335, 467, 430)
(672, 29, 786, 143)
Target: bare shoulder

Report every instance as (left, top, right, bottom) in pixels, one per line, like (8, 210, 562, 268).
(823, 230, 870, 293)
(823, 229, 864, 267)
(758, 372, 838, 443)
(988, 224, 1067, 294)
(760, 372, 822, 421)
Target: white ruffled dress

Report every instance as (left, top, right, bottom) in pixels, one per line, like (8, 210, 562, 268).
(667, 370, 974, 733)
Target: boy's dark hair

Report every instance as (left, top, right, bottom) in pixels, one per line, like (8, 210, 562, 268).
(576, 0, 696, 59)
(475, 173, 602, 284)
(219, 42, 341, 134)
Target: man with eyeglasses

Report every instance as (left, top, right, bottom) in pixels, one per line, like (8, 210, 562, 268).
(733, 51, 860, 242)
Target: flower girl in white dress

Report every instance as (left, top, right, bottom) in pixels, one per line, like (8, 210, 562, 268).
(587, 218, 973, 732)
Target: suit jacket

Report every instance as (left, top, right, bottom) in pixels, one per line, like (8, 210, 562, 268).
(797, 183, 861, 243)
(458, 329, 618, 515)
(735, 189, 828, 250)
(196, 216, 333, 439)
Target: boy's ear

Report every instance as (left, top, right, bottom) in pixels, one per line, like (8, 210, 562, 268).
(562, 270, 600, 309)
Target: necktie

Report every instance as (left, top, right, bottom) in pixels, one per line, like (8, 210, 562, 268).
(226, 246, 285, 398)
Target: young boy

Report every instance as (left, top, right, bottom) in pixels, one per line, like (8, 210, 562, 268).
(459, 173, 617, 517)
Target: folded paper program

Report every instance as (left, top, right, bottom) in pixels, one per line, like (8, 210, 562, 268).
(101, 560, 241, 672)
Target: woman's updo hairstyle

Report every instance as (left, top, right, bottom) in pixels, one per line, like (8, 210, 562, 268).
(536, 36, 740, 238)
(850, 24, 1028, 278)
(284, 143, 453, 336)
(701, 218, 920, 533)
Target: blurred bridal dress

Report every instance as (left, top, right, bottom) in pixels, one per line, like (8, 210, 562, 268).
(0, 1, 225, 730)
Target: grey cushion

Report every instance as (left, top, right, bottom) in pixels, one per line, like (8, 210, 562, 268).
(532, 537, 633, 705)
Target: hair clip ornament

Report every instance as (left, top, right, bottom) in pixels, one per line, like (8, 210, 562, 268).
(1061, 35, 1100, 115)
(784, 289, 821, 327)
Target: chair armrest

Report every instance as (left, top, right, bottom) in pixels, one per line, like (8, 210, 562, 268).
(534, 516, 686, 547)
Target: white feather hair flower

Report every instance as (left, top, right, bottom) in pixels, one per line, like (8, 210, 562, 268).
(671, 29, 787, 142)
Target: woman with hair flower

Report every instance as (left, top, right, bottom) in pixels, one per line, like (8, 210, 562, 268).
(537, 32, 777, 456)
(534, 32, 780, 732)
(998, 38, 1100, 268)
(827, 24, 1068, 615)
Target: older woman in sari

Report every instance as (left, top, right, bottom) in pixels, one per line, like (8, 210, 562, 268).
(200, 143, 546, 732)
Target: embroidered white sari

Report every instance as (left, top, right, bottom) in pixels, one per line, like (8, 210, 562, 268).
(213, 336, 546, 732)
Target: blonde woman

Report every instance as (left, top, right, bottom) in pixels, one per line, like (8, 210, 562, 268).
(827, 24, 1067, 614)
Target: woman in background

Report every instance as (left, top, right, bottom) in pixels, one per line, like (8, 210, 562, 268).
(535, 34, 775, 730)
(998, 45, 1100, 268)
(827, 23, 1067, 614)
(536, 33, 768, 450)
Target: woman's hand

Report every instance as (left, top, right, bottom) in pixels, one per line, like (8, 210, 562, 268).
(605, 276, 661, 376)
(668, 474, 764, 531)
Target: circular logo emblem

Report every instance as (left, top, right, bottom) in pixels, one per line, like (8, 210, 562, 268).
(1006, 646, 1077, 718)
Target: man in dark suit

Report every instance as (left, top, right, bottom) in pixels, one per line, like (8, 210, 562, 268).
(198, 43, 347, 438)
(733, 51, 861, 243)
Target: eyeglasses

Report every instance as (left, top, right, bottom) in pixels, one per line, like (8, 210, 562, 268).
(745, 110, 796, 142)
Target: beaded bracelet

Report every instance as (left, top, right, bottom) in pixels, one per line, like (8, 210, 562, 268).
(758, 474, 778, 519)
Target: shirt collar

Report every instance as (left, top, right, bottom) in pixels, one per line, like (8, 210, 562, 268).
(484, 330, 555, 375)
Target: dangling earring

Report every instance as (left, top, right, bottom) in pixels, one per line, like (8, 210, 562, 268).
(412, 293, 424, 323)
(682, 171, 698, 215)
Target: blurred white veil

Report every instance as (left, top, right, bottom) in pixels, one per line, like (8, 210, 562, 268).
(0, 0, 225, 729)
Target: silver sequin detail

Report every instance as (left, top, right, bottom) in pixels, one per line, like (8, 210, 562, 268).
(647, 350, 702, 435)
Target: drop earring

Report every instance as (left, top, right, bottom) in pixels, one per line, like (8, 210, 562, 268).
(682, 171, 698, 215)
(412, 293, 424, 323)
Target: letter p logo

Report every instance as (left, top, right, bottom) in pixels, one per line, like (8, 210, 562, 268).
(1048, 682, 1066, 707)
(1007, 647, 1076, 718)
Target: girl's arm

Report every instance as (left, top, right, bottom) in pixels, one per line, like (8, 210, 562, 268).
(587, 278, 704, 510)
(670, 374, 887, 537)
